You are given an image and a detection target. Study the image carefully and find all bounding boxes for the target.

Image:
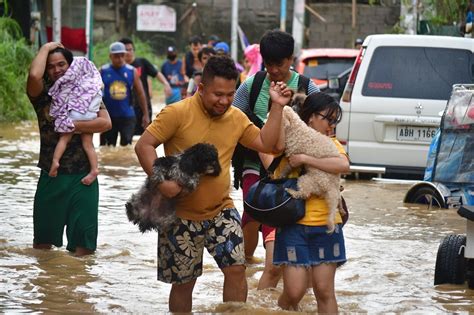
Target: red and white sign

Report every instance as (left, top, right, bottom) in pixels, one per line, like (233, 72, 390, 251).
(137, 5, 176, 32)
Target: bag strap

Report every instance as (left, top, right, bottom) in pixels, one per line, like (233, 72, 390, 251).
(297, 74, 310, 94)
(267, 155, 284, 174)
(241, 71, 267, 129)
(266, 154, 306, 177)
(249, 71, 267, 112)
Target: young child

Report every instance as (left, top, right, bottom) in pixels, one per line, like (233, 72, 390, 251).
(48, 56, 103, 185)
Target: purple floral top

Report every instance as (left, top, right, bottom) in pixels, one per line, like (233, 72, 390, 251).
(48, 57, 102, 133)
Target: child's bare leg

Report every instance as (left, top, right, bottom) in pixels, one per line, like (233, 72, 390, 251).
(49, 133, 73, 177)
(80, 133, 99, 185)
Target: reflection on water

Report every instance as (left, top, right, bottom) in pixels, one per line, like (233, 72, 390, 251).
(0, 121, 473, 313)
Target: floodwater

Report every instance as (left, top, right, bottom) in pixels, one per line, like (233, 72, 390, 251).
(1, 120, 473, 313)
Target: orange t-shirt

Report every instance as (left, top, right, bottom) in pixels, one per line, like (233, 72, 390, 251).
(146, 93, 260, 221)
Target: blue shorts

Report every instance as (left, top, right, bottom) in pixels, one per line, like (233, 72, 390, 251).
(273, 224, 346, 267)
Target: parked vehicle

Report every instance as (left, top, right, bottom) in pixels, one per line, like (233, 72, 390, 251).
(294, 48, 358, 101)
(404, 84, 474, 289)
(336, 34, 474, 177)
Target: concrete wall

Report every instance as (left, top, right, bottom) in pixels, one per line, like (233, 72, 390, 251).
(91, 0, 400, 54)
(306, 3, 401, 48)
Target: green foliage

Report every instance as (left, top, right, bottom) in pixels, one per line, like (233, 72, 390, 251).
(390, 17, 406, 34)
(423, 0, 467, 26)
(0, 17, 35, 121)
(92, 35, 166, 99)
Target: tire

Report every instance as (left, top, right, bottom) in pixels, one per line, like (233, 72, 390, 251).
(434, 234, 466, 285)
(410, 186, 445, 208)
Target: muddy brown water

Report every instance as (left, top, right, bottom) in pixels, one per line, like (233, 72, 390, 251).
(1, 120, 473, 313)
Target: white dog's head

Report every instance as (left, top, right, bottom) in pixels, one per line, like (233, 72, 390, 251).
(281, 92, 306, 127)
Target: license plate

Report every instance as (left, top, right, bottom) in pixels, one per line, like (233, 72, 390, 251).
(396, 126, 436, 142)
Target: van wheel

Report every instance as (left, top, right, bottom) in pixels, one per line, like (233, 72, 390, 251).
(434, 234, 466, 285)
(410, 186, 445, 208)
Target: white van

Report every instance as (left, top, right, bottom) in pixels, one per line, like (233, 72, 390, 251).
(336, 34, 474, 177)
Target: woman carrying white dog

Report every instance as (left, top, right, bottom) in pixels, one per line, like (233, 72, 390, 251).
(262, 92, 349, 313)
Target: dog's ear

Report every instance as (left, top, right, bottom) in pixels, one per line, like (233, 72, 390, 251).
(153, 156, 179, 183)
(154, 156, 177, 171)
(289, 92, 306, 113)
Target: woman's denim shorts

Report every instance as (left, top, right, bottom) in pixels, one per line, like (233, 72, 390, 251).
(273, 224, 346, 267)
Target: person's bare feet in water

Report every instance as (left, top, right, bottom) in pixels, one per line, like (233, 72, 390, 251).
(81, 168, 99, 185)
(49, 160, 60, 177)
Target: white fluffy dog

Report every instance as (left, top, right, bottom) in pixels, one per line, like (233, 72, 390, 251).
(281, 104, 345, 233)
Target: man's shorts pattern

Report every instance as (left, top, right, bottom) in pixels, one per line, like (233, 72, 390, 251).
(274, 223, 346, 267)
(157, 208, 246, 284)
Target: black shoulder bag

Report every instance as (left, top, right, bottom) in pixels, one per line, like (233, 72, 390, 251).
(243, 155, 306, 227)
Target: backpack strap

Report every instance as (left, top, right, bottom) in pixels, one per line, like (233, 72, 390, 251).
(243, 70, 267, 128)
(249, 71, 267, 112)
(297, 74, 310, 94)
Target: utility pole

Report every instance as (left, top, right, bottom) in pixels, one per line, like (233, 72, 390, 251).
(280, 0, 287, 31)
(86, 0, 93, 60)
(292, 0, 305, 55)
(412, 0, 418, 35)
(52, 0, 61, 42)
(231, 0, 238, 61)
(352, 0, 357, 47)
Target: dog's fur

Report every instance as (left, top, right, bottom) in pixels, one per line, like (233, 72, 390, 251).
(125, 143, 221, 233)
(281, 102, 344, 233)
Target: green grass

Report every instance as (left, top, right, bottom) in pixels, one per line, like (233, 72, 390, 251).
(0, 17, 35, 121)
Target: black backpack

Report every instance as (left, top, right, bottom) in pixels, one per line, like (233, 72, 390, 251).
(231, 71, 311, 189)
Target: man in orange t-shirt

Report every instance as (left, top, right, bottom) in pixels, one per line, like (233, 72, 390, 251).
(134, 55, 293, 313)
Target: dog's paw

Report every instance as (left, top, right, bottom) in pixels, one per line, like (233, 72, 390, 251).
(326, 222, 335, 234)
(125, 201, 136, 221)
(285, 188, 308, 199)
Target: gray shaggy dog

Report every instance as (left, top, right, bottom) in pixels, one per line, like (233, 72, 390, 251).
(125, 143, 221, 233)
(281, 97, 345, 233)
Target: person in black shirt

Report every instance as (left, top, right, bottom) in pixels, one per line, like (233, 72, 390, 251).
(182, 35, 203, 80)
(120, 37, 172, 135)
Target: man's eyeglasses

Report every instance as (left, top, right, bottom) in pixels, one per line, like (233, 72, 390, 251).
(316, 113, 340, 126)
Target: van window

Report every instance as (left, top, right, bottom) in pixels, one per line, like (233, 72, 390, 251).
(362, 46, 473, 100)
(304, 58, 356, 80)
